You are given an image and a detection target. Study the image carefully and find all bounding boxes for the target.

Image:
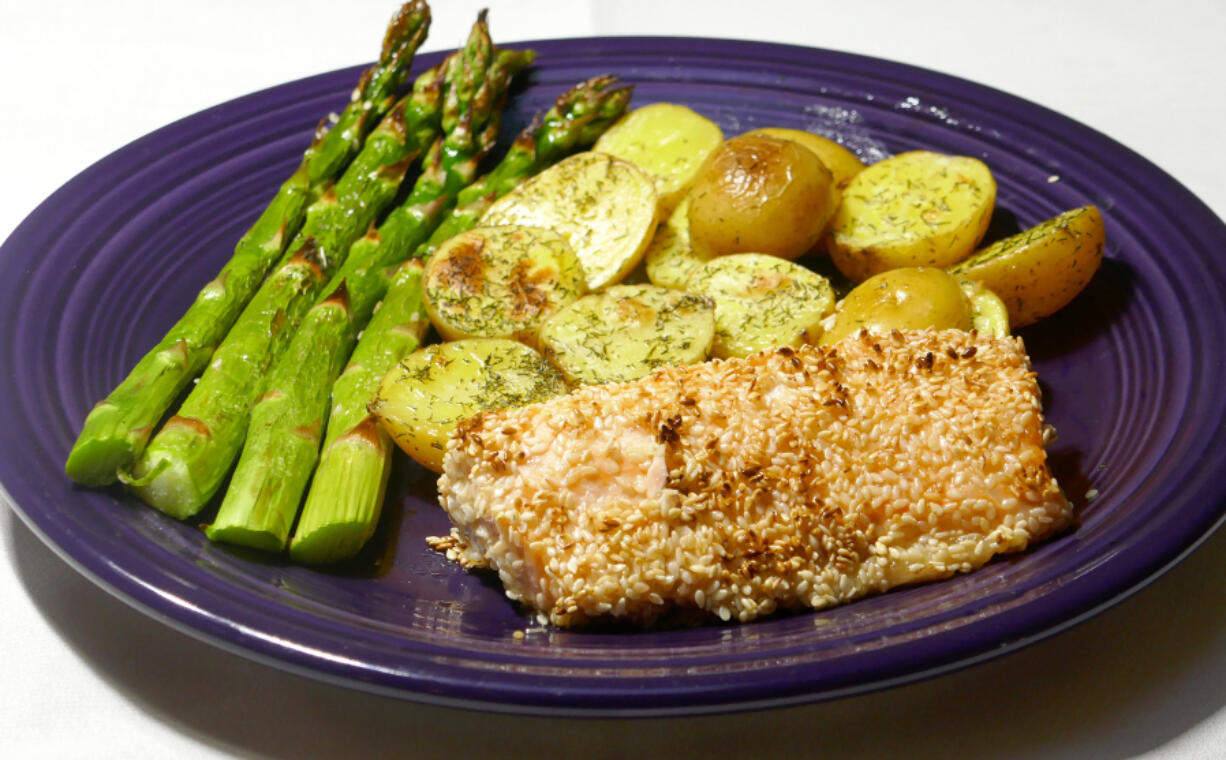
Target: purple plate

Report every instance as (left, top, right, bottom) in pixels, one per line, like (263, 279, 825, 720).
(3, 38, 1226, 716)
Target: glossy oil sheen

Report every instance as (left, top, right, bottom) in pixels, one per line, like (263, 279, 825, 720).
(2, 38, 1226, 716)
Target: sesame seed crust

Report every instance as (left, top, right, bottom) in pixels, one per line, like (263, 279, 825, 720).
(435, 329, 1072, 627)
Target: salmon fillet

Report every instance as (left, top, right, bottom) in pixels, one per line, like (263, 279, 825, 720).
(433, 329, 1072, 627)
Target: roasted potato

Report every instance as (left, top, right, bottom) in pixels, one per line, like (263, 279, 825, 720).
(950, 206, 1104, 328)
(818, 266, 1008, 345)
(594, 103, 724, 217)
(539, 284, 715, 386)
(829, 151, 996, 282)
(686, 253, 836, 358)
(371, 339, 567, 473)
(743, 127, 865, 190)
(958, 276, 1010, 338)
(643, 196, 715, 290)
(423, 225, 586, 345)
(481, 151, 658, 291)
(688, 135, 837, 261)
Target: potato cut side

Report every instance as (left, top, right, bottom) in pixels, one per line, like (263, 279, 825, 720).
(829, 151, 996, 282)
(423, 225, 586, 345)
(594, 103, 724, 217)
(480, 151, 659, 291)
(540, 284, 715, 386)
(644, 196, 715, 290)
(686, 253, 836, 358)
(370, 339, 567, 473)
(958, 276, 1010, 338)
(950, 206, 1104, 328)
(744, 127, 865, 190)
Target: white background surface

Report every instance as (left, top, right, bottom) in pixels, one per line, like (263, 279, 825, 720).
(3, 1, 1226, 757)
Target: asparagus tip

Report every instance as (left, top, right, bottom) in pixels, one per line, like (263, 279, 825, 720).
(382, 0, 433, 60)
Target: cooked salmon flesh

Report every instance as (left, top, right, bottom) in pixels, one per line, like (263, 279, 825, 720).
(433, 329, 1072, 627)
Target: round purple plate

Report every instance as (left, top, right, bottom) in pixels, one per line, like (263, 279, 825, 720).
(3, 38, 1226, 716)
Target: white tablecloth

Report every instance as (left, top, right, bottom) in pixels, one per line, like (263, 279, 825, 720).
(4, 1, 1226, 757)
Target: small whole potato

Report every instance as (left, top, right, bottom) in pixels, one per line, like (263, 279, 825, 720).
(743, 127, 865, 190)
(688, 135, 836, 260)
(819, 267, 973, 345)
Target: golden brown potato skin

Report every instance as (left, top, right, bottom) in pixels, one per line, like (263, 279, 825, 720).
(743, 127, 865, 190)
(950, 206, 1104, 328)
(688, 135, 835, 260)
(819, 267, 973, 345)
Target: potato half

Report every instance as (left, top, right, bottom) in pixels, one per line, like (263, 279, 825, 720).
(743, 127, 865, 190)
(829, 151, 996, 282)
(594, 103, 724, 217)
(685, 253, 836, 358)
(539, 284, 715, 386)
(371, 339, 567, 473)
(423, 225, 586, 345)
(950, 206, 1104, 328)
(480, 151, 659, 291)
(643, 196, 715, 290)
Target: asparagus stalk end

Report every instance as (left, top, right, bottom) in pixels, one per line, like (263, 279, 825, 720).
(204, 524, 288, 554)
(66, 431, 142, 487)
(118, 451, 198, 520)
(289, 417, 393, 564)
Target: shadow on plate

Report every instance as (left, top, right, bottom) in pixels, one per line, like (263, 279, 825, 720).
(10, 502, 1226, 759)
(1023, 256, 1137, 362)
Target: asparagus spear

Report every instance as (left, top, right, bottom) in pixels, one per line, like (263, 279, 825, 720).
(208, 25, 532, 550)
(289, 261, 428, 563)
(289, 76, 631, 564)
(212, 264, 427, 554)
(199, 286, 359, 551)
(64, 1, 431, 486)
(124, 59, 449, 518)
